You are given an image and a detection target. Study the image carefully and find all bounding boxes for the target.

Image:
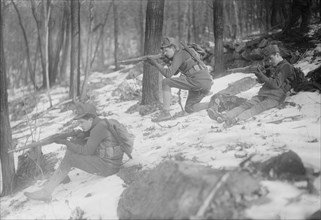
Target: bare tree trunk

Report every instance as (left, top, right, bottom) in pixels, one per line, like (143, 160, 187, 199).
(233, 0, 240, 40)
(59, 1, 70, 82)
(139, 0, 145, 55)
(0, 0, 16, 196)
(177, 0, 182, 41)
(70, 0, 81, 100)
(11, 0, 37, 90)
(113, 0, 119, 70)
(192, 0, 198, 43)
(33, 41, 39, 81)
(201, 1, 210, 41)
(141, 0, 164, 105)
(91, 1, 112, 67)
(213, 0, 225, 75)
(30, 0, 46, 88)
(265, 0, 271, 31)
(80, 0, 93, 102)
(48, 8, 66, 85)
(77, 0, 81, 96)
(187, 0, 192, 43)
(44, 0, 52, 107)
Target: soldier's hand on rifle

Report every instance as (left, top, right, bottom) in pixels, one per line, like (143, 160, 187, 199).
(255, 65, 265, 78)
(145, 56, 158, 66)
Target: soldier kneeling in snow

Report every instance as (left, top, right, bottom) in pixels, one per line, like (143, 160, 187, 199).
(207, 45, 295, 127)
(24, 102, 128, 202)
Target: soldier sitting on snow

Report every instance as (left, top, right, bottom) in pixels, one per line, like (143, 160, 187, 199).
(24, 102, 125, 202)
(207, 44, 295, 127)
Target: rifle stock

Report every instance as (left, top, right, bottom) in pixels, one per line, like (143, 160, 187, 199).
(8, 130, 83, 153)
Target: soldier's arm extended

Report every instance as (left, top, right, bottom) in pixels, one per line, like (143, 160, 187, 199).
(8, 130, 83, 153)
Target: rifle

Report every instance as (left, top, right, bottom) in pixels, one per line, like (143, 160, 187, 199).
(119, 54, 163, 65)
(8, 130, 86, 153)
(226, 64, 261, 74)
(227, 64, 272, 76)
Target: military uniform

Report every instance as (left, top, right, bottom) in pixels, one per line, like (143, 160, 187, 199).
(207, 45, 295, 126)
(24, 103, 123, 201)
(148, 37, 213, 116)
(224, 59, 294, 121)
(160, 48, 213, 113)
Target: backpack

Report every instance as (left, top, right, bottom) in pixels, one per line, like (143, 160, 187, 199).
(188, 43, 206, 59)
(291, 67, 307, 92)
(105, 119, 135, 159)
(181, 42, 207, 69)
(291, 67, 321, 93)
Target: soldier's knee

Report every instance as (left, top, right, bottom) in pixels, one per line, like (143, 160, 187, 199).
(185, 105, 194, 114)
(162, 78, 170, 87)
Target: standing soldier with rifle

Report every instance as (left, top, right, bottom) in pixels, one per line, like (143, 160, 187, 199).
(24, 102, 126, 202)
(145, 36, 213, 122)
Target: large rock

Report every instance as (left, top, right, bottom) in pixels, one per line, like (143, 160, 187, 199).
(117, 161, 261, 220)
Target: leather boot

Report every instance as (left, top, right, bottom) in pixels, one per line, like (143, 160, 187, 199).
(152, 110, 171, 122)
(24, 167, 69, 201)
(207, 108, 223, 122)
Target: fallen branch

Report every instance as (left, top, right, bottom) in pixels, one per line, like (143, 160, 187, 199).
(191, 172, 231, 220)
(267, 115, 302, 124)
(156, 122, 180, 129)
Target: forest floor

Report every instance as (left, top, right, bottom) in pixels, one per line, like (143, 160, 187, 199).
(1, 24, 321, 220)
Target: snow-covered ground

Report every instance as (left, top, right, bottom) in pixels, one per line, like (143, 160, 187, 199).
(1, 40, 321, 220)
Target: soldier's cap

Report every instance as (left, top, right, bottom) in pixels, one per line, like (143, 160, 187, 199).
(160, 37, 179, 49)
(73, 102, 97, 120)
(263, 44, 280, 57)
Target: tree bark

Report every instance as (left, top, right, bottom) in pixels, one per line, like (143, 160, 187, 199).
(59, 1, 70, 82)
(113, 0, 119, 70)
(177, 0, 182, 41)
(187, 0, 192, 43)
(30, 0, 46, 88)
(192, 0, 198, 43)
(141, 0, 164, 105)
(69, 0, 81, 100)
(49, 7, 66, 85)
(213, 0, 225, 74)
(80, 0, 94, 102)
(0, 0, 16, 196)
(11, 0, 37, 90)
(44, 0, 52, 107)
(91, 1, 112, 67)
(139, 0, 145, 55)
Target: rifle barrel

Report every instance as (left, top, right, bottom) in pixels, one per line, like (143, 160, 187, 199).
(8, 131, 79, 153)
(119, 54, 162, 65)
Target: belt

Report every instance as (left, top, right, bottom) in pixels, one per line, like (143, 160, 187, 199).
(185, 64, 203, 75)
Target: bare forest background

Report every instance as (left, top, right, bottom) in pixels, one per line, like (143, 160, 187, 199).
(2, 0, 320, 94)
(0, 0, 321, 196)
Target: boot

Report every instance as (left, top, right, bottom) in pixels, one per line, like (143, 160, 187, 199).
(24, 167, 69, 202)
(207, 108, 223, 122)
(223, 117, 239, 128)
(152, 110, 171, 122)
(24, 189, 52, 202)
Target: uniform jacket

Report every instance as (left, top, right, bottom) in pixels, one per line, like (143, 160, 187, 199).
(257, 59, 294, 101)
(65, 117, 123, 163)
(154, 49, 213, 90)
